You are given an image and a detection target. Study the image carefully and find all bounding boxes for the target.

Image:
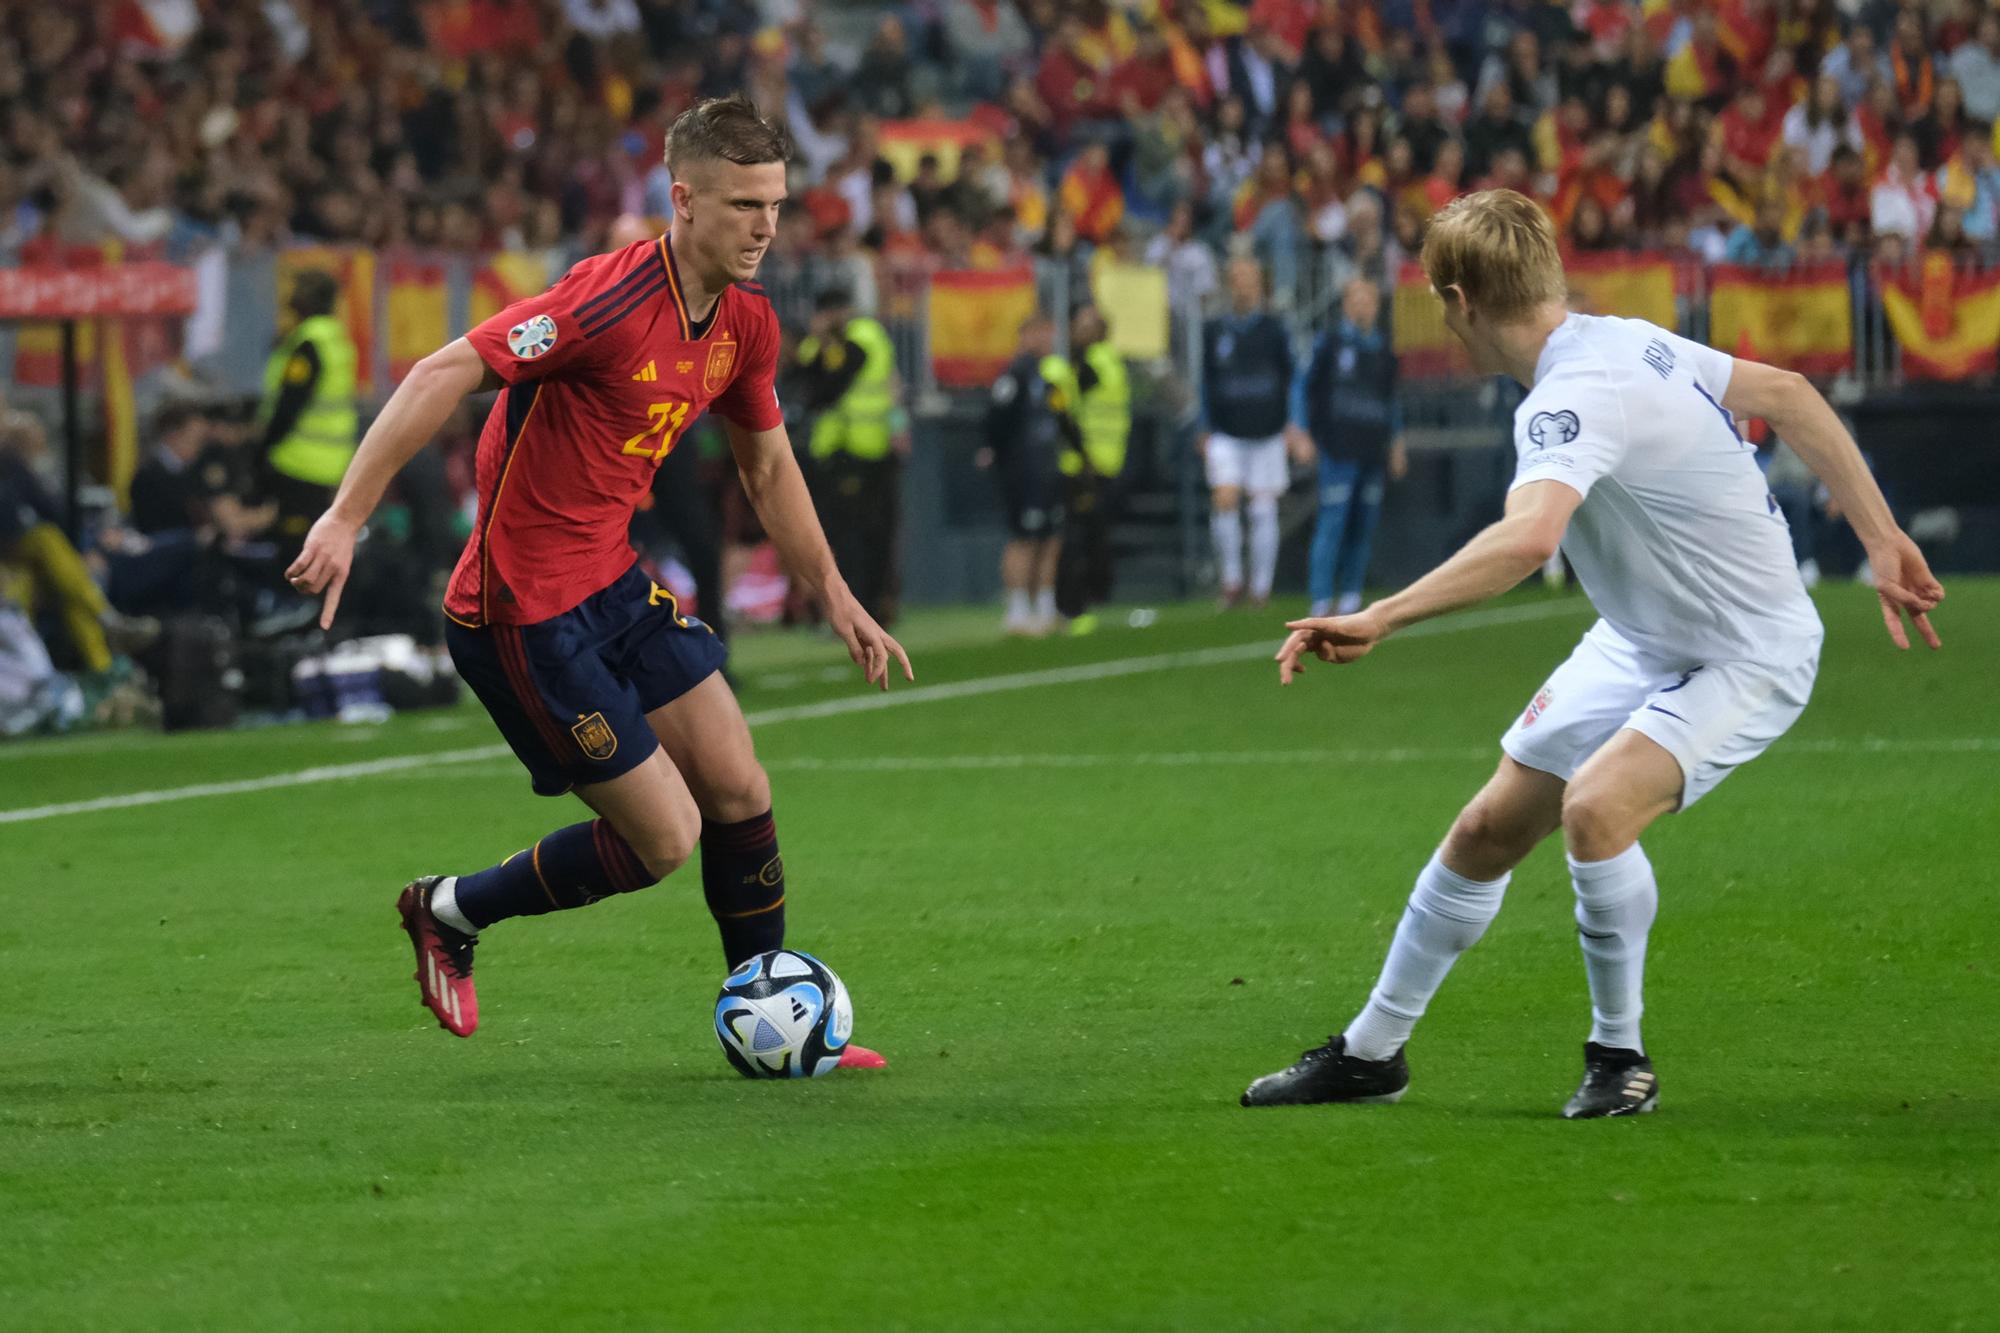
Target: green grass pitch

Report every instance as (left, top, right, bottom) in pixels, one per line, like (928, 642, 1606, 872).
(2, 582, 1994, 1331)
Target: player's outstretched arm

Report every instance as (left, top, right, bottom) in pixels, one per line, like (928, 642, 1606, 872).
(1276, 480, 1579, 683)
(723, 419, 914, 690)
(286, 337, 494, 629)
(1722, 359, 1943, 649)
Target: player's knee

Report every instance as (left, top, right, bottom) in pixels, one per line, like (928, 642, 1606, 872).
(1247, 493, 1278, 522)
(1561, 785, 1634, 862)
(627, 830, 693, 882)
(705, 762, 772, 825)
(1445, 798, 1538, 878)
(1211, 486, 1241, 511)
(622, 808, 700, 882)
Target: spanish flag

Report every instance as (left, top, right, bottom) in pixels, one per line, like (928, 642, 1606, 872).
(1708, 263, 1853, 375)
(384, 254, 449, 382)
(470, 251, 551, 327)
(1563, 256, 1681, 328)
(928, 266, 1036, 388)
(876, 119, 998, 183)
(1390, 264, 1469, 380)
(1881, 252, 2000, 381)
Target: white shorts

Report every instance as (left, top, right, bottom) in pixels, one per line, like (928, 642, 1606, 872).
(1500, 619, 1820, 809)
(1205, 432, 1288, 496)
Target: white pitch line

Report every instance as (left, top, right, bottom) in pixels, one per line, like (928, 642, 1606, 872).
(0, 745, 513, 824)
(0, 600, 1586, 825)
(733, 599, 1586, 726)
(363, 736, 2000, 783)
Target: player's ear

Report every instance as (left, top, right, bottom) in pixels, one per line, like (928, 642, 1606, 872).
(1438, 282, 1472, 323)
(670, 178, 696, 224)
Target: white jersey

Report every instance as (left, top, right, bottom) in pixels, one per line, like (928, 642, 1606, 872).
(1510, 314, 1823, 666)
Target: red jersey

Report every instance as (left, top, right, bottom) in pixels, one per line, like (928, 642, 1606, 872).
(446, 237, 783, 626)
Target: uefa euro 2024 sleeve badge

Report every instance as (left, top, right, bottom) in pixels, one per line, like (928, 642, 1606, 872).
(507, 313, 559, 360)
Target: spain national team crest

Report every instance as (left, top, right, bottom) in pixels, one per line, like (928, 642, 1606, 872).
(703, 336, 736, 393)
(1522, 687, 1553, 728)
(571, 712, 618, 761)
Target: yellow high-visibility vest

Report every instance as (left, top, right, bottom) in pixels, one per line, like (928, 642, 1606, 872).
(1060, 339, 1129, 478)
(807, 317, 897, 461)
(262, 314, 358, 486)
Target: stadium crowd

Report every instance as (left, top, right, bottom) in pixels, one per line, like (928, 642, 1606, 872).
(4, 0, 1990, 733)
(5, 1, 1999, 286)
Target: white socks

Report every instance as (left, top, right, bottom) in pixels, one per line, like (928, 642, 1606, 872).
(1247, 495, 1279, 599)
(1032, 587, 1056, 622)
(430, 876, 478, 936)
(1004, 588, 1032, 627)
(1211, 507, 1243, 591)
(1569, 844, 1658, 1053)
(1344, 852, 1510, 1060)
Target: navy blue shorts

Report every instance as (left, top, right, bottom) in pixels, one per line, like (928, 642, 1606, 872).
(445, 563, 728, 796)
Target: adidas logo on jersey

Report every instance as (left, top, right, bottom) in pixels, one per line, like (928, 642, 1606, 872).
(632, 360, 658, 382)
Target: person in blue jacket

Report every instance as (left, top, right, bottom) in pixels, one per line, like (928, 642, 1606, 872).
(1294, 277, 1408, 616)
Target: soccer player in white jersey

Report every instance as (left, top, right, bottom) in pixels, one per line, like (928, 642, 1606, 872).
(1242, 190, 1944, 1117)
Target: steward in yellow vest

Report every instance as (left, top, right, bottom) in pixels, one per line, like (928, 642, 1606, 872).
(793, 288, 906, 624)
(1054, 305, 1127, 625)
(258, 269, 358, 539)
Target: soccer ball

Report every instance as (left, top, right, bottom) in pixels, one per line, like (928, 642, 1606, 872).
(713, 949, 854, 1079)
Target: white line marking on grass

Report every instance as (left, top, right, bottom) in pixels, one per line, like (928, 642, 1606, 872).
(0, 745, 509, 824)
(229, 735, 2000, 790)
(735, 600, 1587, 725)
(0, 600, 1587, 824)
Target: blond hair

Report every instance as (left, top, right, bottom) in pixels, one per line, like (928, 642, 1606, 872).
(1419, 189, 1566, 323)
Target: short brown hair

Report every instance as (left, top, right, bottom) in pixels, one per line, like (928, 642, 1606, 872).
(664, 95, 791, 178)
(1419, 189, 1566, 322)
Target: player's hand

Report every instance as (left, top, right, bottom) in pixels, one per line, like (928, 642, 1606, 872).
(1388, 438, 1410, 482)
(1864, 529, 1944, 650)
(827, 590, 914, 691)
(1275, 608, 1390, 684)
(973, 447, 994, 470)
(285, 511, 358, 630)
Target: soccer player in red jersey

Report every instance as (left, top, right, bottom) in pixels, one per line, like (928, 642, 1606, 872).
(286, 97, 905, 1065)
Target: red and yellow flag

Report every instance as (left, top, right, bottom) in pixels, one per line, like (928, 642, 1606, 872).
(1563, 255, 1681, 328)
(1390, 265, 1468, 380)
(384, 254, 450, 382)
(1880, 252, 2000, 381)
(1708, 263, 1853, 375)
(877, 119, 998, 183)
(470, 251, 552, 327)
(928, 266, 1036, 388)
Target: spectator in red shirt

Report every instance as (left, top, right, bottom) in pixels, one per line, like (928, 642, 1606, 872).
(1854, 76, 1902, 173)
(1817, 143, 1874, 246)
(1037, 16, 1113, 128)
(1109, 23, 1177, 115)
(1419, 138, 1467, 216)
(1060, 142, 1125, 243)
(1282, 81, 1328, 161)
(1889, 11, 1936, 121)
(1717, 84, 1786, 186)
(1567, 192, 1621, 251)
(1718, 0, 1778, 79)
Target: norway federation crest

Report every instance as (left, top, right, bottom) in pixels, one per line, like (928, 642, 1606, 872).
(703, 336, 737, 393)
(571, 711, 618, 761)
(507, 313, 558, 360)
(1526, 409, 1580, 451)
(1522, 687, 1553, 728)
